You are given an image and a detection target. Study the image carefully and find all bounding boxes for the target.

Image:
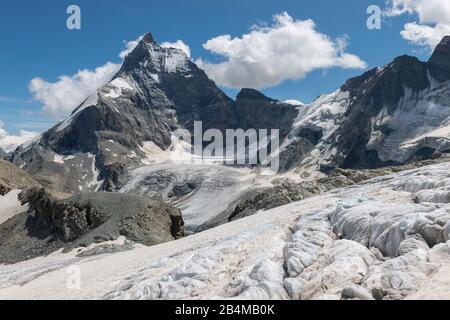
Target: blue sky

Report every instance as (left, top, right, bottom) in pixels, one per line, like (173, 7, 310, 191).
(0, 0, 443, 136)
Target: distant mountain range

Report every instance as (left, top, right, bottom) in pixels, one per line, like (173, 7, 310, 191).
(7, 34, 450, 195)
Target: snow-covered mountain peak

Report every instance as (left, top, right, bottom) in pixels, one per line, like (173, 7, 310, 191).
(117, 34, 192, 77)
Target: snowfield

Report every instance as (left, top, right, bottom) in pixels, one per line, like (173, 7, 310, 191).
(1, 161, 450, 300)
(0, 190, 28, 225)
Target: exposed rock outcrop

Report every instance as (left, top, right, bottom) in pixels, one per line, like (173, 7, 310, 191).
(428, 35, 450, 82)
(235, 88, 299, 139)
(0, 159, 41, 195)
(0, 187, 184, 264)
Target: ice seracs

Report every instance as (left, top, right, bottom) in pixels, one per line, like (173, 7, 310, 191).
(120, 162, 257, 232)
(1, 161, 450, 299)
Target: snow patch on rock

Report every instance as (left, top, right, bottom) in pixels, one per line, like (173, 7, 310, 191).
(0, 190, 28, 225)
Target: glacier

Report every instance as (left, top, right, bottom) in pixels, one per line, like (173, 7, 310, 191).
(1, 161, 450, 300)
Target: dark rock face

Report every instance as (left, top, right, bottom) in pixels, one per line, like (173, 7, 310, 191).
(117, 33, 238, 136)
(0, 159, 41, 194)
(0, 185, 11, 196)
(18, 188, 106, 242)
(235, 88, 299, 139)
(428, 35, 450, 82)
(331, 57, 430, 169)
(278, 138, 316, 171)
(21, 187, 185, 243)
(278, 127, 323, 171)
(168, 179, 201, 199)
(100, 162, 128, 192)
(236, 88, 277, 102)
(343, 55, 429, 111)
(0, 187, 184, 264)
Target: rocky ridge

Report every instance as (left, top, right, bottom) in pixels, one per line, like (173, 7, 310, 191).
(281, 36, 450, 173)
(0, 187, 184, 264)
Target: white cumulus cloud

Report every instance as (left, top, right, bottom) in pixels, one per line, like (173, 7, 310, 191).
(196, 12, 366, 89)
(401, 22, 450, 49)
(386, 0, 450, 50)
(119, 36, 144, 59)
(29, 36, 145, 120)
(29, 62, 120, 120)
(0, 120, 39, 153)
(284, 99, 304, 106)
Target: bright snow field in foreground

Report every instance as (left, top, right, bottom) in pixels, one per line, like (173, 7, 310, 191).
(1, 162, 450, 300)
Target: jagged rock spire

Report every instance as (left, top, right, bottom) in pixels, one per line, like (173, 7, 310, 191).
(142, 32, 155, 44)
(429, 35, 450, 65)
(428, 35, 450, 82)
